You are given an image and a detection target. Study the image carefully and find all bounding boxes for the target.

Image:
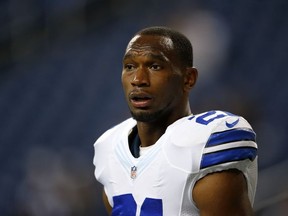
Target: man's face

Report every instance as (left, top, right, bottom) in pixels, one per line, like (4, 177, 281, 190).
(121, 34, 186, 122)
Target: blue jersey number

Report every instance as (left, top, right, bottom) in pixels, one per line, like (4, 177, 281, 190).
(189, 110, 234, 125)
(112, 194, 163, 216)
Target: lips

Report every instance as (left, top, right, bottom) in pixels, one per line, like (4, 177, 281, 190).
(129, 91, 153, 108)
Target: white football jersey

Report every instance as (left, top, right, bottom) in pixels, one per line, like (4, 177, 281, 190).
(93, 110, 258, 216)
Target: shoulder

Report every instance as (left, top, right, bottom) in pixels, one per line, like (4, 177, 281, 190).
(164, 110, 257, 172)
(93, 118, 135, 175)
(94, 118, 136, 148)
(169, 110, 255, 147)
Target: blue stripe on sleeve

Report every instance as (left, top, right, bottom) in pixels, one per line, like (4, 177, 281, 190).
(206, 129, 256, 147)
(200, 147, 257, 169)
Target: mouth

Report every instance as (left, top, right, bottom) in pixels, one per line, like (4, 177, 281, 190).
(129, 92, 153, 108)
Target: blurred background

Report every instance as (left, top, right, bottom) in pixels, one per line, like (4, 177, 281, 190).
(0, 0, 287, 215)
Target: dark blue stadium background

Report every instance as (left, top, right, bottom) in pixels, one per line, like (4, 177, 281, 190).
(0, 0, 287, 215)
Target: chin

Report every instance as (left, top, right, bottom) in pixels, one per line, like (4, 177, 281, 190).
(130, 109, 165, 122)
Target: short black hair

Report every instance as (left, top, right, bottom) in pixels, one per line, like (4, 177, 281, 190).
(136, 26, 193, 67)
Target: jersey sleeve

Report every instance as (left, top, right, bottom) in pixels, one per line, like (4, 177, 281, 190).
(194, 113, 258, 204)
(199, 115, 257, 170)
(166, 111, 257, 174)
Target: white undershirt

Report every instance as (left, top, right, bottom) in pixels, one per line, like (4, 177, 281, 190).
(139, 145, 153, 156)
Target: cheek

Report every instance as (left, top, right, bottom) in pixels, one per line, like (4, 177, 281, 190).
(121, 75, 132, 100)
(121, 74, 129, 89)
(155, 79, 181, 100)
(161, 76, 183, 92)
(165, 79, 184, 102)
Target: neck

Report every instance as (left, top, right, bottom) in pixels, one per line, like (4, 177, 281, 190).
(136, 105, 191, 147)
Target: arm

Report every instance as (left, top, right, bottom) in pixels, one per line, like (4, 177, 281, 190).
(192, 169, 254, 216)
(102, 190, 112, 215)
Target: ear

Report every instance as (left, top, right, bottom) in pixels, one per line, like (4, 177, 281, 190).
(184, 67, 198, 92)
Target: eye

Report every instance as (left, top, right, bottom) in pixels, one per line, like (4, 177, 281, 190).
(150, 64, 162, 71)
(124, 64, 135, 71)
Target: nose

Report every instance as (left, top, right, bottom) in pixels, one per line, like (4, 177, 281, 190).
(131, 68, 150, 87)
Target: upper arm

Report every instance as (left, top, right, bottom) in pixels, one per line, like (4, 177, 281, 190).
(102, 190, 112, 215)
(192, 169, 254, 216)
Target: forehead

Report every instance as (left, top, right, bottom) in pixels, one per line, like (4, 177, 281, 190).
(124, 35, 174, 58)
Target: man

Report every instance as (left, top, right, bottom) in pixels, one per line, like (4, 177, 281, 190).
(93, 26, 257, 215)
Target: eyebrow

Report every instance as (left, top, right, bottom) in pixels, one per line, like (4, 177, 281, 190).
(123, 52, 168, 63)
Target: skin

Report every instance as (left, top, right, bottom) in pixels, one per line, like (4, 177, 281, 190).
(103, 34, 254, 215)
